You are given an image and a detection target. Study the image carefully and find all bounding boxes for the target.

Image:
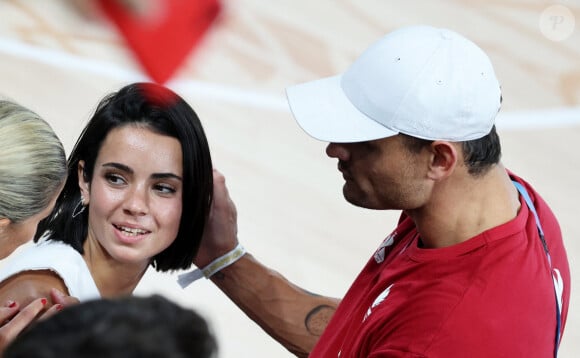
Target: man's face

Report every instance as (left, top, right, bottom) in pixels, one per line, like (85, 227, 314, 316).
(325, 135, 432, 210)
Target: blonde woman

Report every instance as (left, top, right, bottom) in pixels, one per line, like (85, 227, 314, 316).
(0, 100, 75, 350)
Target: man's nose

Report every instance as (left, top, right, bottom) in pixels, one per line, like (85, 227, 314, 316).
(326, 142, 350, 161)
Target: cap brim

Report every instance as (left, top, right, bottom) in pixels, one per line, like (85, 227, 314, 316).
(286, 74, 397, 143)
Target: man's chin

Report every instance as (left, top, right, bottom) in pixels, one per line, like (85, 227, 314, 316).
(343, 188, 388, 210)
(343, 188, 371, 209)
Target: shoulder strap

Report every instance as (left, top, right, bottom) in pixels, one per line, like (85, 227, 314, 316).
(512, 180, 561, 358)
(512, 181, 549, 258)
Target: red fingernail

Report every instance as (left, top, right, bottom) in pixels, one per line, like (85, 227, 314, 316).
(41, 298, 47, 306)
(8, 301, 16, 308)
(55, 304, 63, 311)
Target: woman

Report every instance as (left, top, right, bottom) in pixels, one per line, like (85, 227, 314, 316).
(0, 83, 213, 303)
(0, 100, 71, 349)
(0, 100, 67, 259)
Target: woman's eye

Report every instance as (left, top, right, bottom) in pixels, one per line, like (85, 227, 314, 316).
(155, 184, 176, 194)
(105, 174, 126, 185)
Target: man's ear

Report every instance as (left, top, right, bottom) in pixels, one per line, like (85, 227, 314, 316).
(427, 141, 459, 180)
(77, 160, 90, 204)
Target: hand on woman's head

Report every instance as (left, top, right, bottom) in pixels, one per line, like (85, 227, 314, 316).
(194, 169, 239, 268)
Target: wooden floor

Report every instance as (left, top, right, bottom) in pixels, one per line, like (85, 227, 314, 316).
(1, 0, 579, 356)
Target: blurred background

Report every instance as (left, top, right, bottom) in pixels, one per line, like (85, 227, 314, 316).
(0, 0, 578, 356)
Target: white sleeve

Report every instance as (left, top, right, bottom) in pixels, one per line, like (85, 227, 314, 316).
(0, 241, 100, 301)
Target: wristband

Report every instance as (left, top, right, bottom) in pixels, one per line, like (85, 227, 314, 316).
(177, 243, 246, 288)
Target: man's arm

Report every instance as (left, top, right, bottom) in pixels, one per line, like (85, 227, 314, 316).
(211, 254, 339, 356)
(195, 170, 339, 356)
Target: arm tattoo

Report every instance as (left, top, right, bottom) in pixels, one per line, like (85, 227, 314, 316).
(305, 305, 336, 336)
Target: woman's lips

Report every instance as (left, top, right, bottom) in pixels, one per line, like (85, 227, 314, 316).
(113, 223, 151, 243)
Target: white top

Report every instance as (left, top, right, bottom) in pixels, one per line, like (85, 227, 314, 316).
(0, 240, 100, 301)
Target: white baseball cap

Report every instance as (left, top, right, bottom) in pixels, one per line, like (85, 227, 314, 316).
(286, 25, 501, 143)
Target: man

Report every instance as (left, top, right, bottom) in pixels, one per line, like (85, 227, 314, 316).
(191, 25, 570, 357)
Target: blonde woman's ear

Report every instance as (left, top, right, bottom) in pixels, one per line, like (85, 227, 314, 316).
(0, 218, 11, 230)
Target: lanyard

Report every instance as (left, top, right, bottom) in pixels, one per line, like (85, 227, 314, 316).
(513, 181, 562, 358)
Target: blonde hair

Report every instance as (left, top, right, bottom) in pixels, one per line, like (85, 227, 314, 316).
(0, 100, 67, 222)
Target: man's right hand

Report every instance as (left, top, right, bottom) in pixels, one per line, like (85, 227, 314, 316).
(194, 169, 240, 268)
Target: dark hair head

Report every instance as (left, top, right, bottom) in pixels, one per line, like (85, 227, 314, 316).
(4, 294, 217, 358)
(35, 83, 213, 271)
(459, 125, 501, 176)
(400, 125, 502, 176)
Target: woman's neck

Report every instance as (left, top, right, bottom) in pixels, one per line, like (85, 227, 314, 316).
(82, 237, 150, 298)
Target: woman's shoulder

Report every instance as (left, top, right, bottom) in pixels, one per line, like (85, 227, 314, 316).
(0, 241, 82, 272)
(0, 241, 99, 301)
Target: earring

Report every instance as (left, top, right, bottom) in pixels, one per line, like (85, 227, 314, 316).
(72, 196, 86, 218)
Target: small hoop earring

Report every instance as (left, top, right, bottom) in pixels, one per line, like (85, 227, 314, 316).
(72, 197, 86, 219)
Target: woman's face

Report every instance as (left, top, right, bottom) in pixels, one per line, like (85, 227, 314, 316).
(0, 190, 61, 259)
(79, 125, 183, 267)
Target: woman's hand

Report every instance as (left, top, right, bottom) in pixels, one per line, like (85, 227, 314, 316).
(0, 288, 79, 351)
(38, 288, 80, 320)
(0, 297, 47, 349)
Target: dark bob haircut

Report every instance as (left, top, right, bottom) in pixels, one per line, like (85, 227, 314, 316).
(35, 83, 213, 271)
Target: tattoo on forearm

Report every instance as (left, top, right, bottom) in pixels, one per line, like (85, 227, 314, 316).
(305, 305, 335, 336)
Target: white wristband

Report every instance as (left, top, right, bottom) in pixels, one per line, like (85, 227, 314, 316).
(177, 243, 246, 288)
